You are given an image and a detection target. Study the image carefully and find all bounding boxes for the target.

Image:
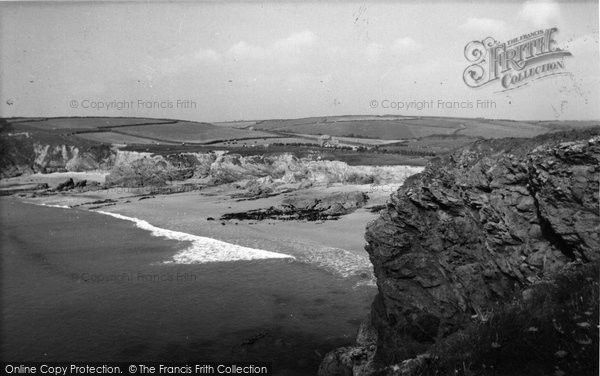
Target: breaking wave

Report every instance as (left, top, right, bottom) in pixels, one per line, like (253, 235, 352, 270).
(281, 239, 373, 279)
(36, 203, 71, 209)
(26, 202, 372, 277)
(95, 211, 295, 264)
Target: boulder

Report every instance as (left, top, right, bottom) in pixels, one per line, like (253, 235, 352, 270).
(56, 178, 75, 191)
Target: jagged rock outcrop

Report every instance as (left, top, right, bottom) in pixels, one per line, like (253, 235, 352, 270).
(56, 178, 75, 191)
(203, 153, 419, 187)
(321, 129, 600, 375)
(105, 151, 422, 190)
(221, 191, 369, 221)
(319, 316, 379, 376)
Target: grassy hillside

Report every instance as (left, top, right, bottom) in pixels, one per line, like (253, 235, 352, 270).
(5, 117, 284, 146)
(75, 131, 178, 145)
(10, 117, 172, 130)
(2, 116, 597, 174)
(250, 115, 588, 140)
(115, 121, 278, 144)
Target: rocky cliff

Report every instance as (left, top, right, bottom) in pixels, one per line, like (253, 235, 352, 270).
(0, 136, 115, 178)
(1, 132, 421, 193)
(105, 150, 420, 189)
(320, 128, 600, 375)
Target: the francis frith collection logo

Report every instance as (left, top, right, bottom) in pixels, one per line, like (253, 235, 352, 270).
(463, 27, 572, 91)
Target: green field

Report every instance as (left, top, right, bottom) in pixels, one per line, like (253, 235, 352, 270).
(5, 117, 283, 146)
(3, 116, 597, 168)
(75, 131, 179, 145)
(9, 117, 173, 130)
(254, 117, 416, 139)
(250, 115, 570, 140)
(211, 121, 258, 129)
(116, 121, 280, 144)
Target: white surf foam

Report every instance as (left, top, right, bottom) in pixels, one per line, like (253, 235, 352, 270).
(284, 240, 373, 279)
(36, 203, 71, 209)
(353, 276, 377, 289)
(94, 211, 295, 264)
(26, 202, 371, 277)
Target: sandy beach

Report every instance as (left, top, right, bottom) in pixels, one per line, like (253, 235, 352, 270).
(9, 171, 410, 280)
(1, 165, 419, 373)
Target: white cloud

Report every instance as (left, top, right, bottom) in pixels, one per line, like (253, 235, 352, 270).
(193, 48, 222, 63)
(518, 0, 561, 28)
(228, 30, 317, 60)
(273, 30, 317, 52)
(365, 43, 385, 63)
(152, 48, 222, 75)
(228, 41, 265, 59)
(460, 17, 508, 36)
(390, 37, 421, 53)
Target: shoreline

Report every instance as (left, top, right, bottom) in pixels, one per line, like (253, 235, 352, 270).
(1, 198, 375, 372)
(4, 167, 421, 281)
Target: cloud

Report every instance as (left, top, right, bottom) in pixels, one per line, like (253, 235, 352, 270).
(152, 48, 222, 75)
(228, 30, 317, 60)
(228, 41, 265, 59)
(365, 43, 385, 63)
(390, 37, 421, 53)
(273, 30, 317, 52)
(193, 48, 222, 63)
(518, 0, 561, 28)
(460, 17, 508, 36)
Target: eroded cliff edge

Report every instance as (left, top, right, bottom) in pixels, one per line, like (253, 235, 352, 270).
(320, 128, 599, 375)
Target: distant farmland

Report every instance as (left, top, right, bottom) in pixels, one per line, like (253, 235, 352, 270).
(116, 121, 280, 144)
(250, 115, 588, 140)
(252, 116, 462, 139)
(75, 131, 178, 145)
(4, 116, 596, 164)
(10, 117, 173, 130)
(210, 137, 319, 147)
(254, 119, 417, 139)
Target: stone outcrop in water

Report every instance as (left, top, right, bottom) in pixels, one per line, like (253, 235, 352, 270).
(320, 128, 600, 375)
(221, 191, 369, 221)
(56, 178, 75, 191)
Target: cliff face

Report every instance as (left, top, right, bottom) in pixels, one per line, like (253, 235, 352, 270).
(346, 129, 599, 370)
(1, 134, 421, 192)
(0, 138, 116, 178)
(106, 150, 421, 188)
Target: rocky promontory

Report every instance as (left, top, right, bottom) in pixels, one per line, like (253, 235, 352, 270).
(321, 128, 600, 375)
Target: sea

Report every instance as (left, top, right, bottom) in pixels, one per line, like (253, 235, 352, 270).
(0, 198, 376, 375)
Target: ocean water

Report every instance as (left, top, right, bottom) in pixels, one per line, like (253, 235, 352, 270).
(96, 211, 295, 263)
(0, 198, 375, 375)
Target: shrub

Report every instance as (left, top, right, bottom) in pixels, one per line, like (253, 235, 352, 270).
(413, 263, 599, 376)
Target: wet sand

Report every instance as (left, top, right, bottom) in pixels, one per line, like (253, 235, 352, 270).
(14, 176, 403, 278)
(0, 198, 374, 375)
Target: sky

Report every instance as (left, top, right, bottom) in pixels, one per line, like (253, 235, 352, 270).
(1, 0, 598, 122)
